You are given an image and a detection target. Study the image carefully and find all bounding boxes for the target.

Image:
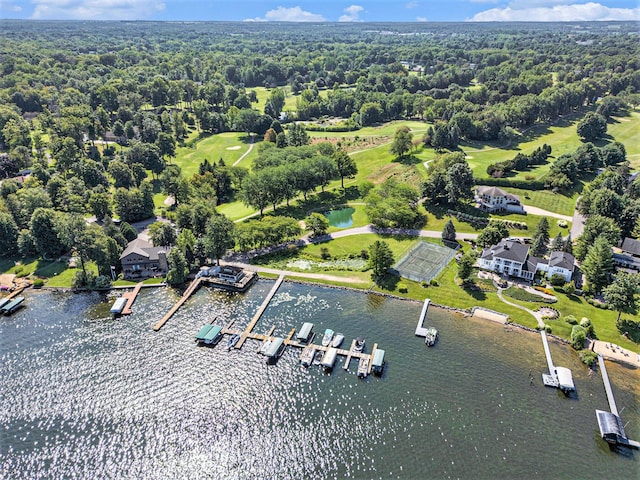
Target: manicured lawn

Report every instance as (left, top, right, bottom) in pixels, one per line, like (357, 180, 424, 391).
(307, 120, 429, 140)
(35, 262, 99, 288)
(500, 188, 578, 217)
(174, 132, 257, 177)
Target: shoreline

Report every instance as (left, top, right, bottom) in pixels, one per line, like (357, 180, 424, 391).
(28, 276, 640, 369)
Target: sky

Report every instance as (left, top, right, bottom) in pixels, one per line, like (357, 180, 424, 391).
(0, 0, 638, 22)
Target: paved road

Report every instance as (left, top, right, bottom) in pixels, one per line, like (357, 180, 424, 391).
(304, 225, 479, 245)
(223, 261, 368, 284)
(570, 205, 586, 239)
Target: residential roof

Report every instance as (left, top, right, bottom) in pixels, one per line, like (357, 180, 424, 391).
(476, 186, 507, 197)
(484, 239, 530, 264)
(548, 251, 575, 271)
(621, 237, 640, 256)
(527, 255, 545, 273)
(119, 238, 168, 261)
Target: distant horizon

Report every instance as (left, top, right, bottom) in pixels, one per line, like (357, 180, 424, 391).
(0, 1, 638, 23)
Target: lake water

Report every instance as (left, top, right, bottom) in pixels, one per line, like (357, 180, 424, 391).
(324, 207, 355, 228)
(1, 281, 639, 479)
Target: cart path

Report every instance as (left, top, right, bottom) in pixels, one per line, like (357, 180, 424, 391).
(233, 135, 255, 166)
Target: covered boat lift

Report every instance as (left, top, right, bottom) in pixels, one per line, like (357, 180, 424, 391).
(263, 337, 285, 363)
(110, 297, 127, 315)
(296, 322, 314, 343)
(321, 347, 338, 370)
(194, 324, 213, 343)
(371, 349, 386, 375)
(1, 296, 24, 315)
(203, 325, 223, 345)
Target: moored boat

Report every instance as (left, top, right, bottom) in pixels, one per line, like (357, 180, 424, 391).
(357, 357, 369, 378)
(227, 333, 241, 350)
(425, 327, 438, 346)
(321, 329, 334, 347)
(332, 333, 344, 348)
(300, 345, 315, 367)
(354, 336, 365, 353)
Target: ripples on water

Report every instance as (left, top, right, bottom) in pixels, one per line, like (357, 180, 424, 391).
(1, 281, 639, 479)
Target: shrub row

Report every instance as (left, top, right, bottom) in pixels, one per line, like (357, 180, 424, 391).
(475, 177, 546, 190)
(447, 210, 527, 230)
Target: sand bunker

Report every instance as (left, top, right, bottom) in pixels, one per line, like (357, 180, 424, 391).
(226, 146, 242, 150)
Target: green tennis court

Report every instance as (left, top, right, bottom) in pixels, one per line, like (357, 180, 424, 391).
(392, 241, 457, 283)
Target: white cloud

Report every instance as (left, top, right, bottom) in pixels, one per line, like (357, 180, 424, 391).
(339, 5, 364, 22)
(416, 16, 428, 21)
(246, 6, 326, 22)
(0, 0, 22, 12)
(30, 0, 165, 20)
(470, 2, 640, 21)
(405, 1, 419, 8)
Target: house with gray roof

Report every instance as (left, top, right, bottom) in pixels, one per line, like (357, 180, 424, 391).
(479, 239, 576, 282)
(475, 186, 525, 214)
(536, 251, 576, 283)
(479, 239, 534, 280)
(120, 238, 170, 280)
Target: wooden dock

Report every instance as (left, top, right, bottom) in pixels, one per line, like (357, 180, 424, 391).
(343, 339, 357, 370)
(120, 282, 143, 315)
(235, 274, 284, 349)
(153, 277, 203, 331)
(597, 354, 618, 416)
(415, 299, 430, 337)
(540, 331, 555, 375)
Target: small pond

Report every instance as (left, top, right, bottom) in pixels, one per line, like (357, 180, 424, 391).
(323, 207, 355, 228)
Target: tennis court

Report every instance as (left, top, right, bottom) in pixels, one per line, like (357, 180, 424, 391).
(392, 241, 457, 283)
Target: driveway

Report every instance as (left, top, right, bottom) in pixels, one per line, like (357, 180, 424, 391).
(522, 205, 572, 223)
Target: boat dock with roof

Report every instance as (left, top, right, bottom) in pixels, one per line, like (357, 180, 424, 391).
(1, 296, 24, 315)
(540, 331, 575, 392)
(595, 354, 640, 449)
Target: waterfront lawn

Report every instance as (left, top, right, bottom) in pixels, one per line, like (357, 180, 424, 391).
(35, 261, 99, 288)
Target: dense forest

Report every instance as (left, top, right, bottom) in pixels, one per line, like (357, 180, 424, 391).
(0, 20, 638, 287)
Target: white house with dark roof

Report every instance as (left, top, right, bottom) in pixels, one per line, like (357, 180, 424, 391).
(479, 239, 576, 282)
(536, 251, 576, 283)
(119, 238, 170, 280)
(475, 186, 525, 214)
(479, 239, 535, 280)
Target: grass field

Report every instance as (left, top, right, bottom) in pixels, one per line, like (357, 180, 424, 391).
(174, 132, 257, 177)
(462, 108, 640, 181)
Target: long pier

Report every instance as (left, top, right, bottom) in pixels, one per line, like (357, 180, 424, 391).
(540, 330, 555, 375)
(596, 354, 640, 449)
(235, 274, 284, 349)
(415, 299, 430, 337)
(121, 282, 143, 315)
(597, 354, 618, 416)
(153, 277, 203, 331)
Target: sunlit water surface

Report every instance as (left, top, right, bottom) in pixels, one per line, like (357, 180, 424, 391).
(1, 281, 639, 479)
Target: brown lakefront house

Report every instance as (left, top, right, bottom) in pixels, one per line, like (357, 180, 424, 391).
(119, 238, 170, 280)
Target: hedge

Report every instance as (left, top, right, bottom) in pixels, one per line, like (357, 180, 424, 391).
(475, 178, 546, 190)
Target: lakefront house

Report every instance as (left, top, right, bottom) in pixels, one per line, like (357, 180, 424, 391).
(479, 239, 575, 282)
(119, 238, 170, 280)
